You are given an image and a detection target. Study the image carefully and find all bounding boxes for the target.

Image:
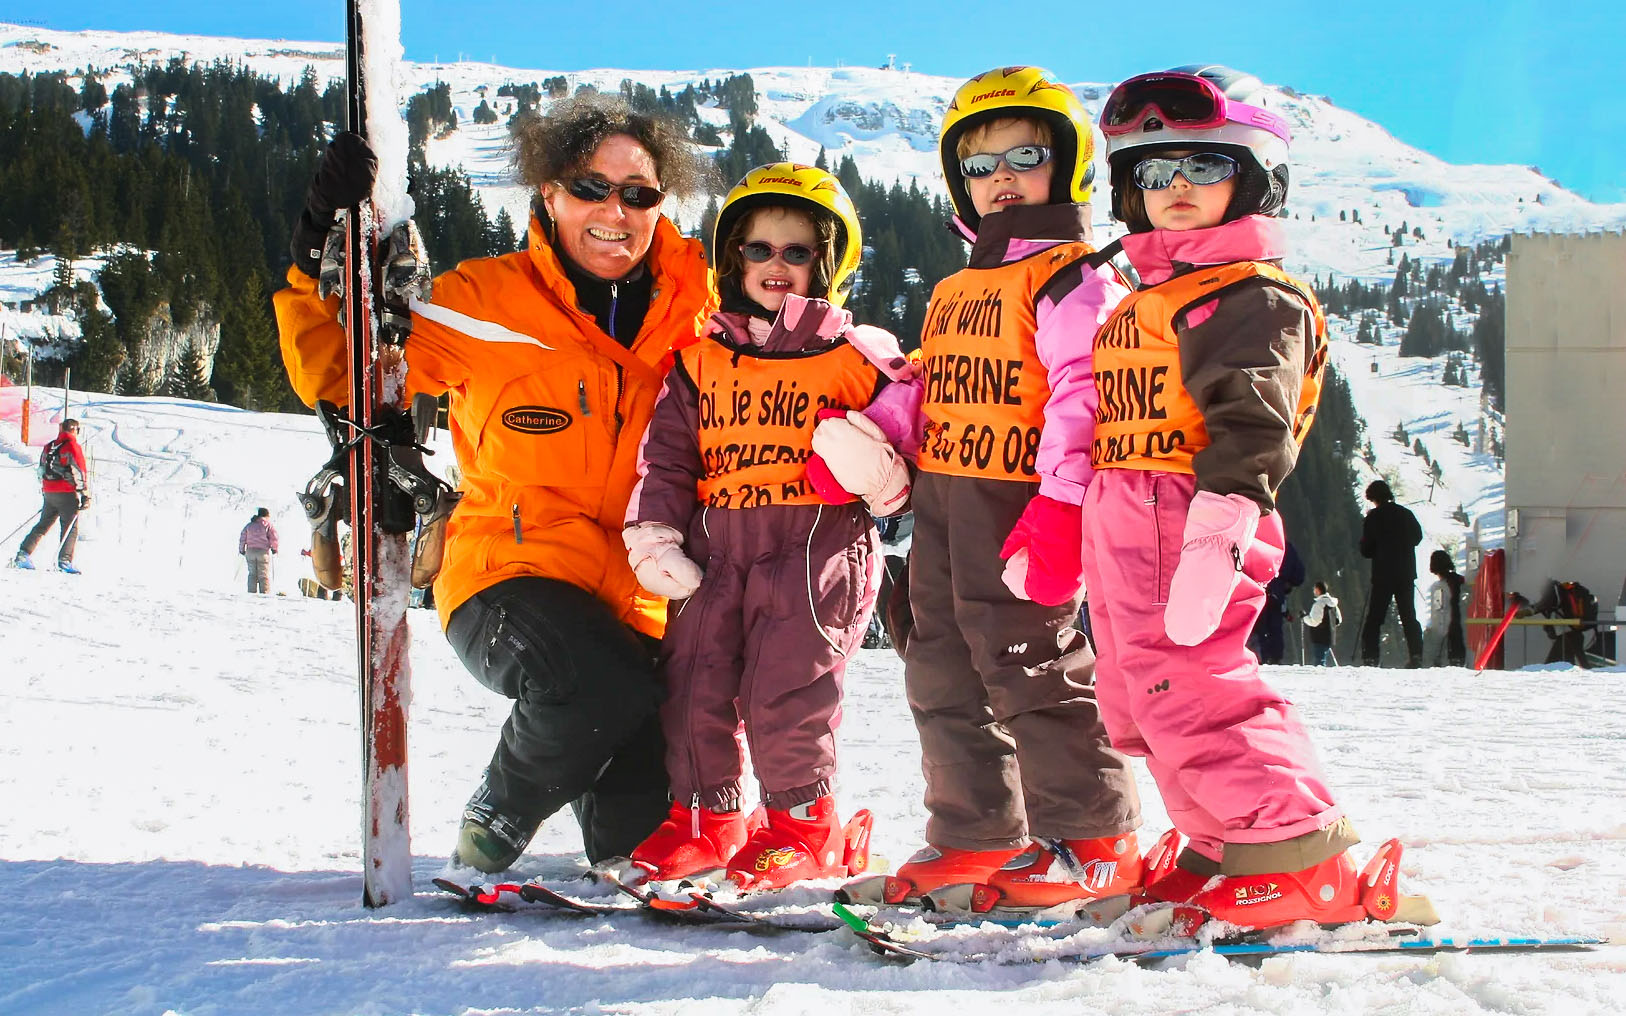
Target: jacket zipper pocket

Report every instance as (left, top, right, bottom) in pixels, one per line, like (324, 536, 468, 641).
(803, 506, 847, 658)
(1146, 477, 1164, 602)
(512, 504, 523, 544)
(578, 379, 591, 417)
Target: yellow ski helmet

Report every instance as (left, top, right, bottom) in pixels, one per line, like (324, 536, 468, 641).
(939, 66, 1095, 231)
(713, 162, 863, 309)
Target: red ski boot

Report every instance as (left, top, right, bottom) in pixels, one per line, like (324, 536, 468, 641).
(1136, 827, 1218, 903)
(625, 800, 753, 884)
(1176, 839, 1438, 932)
(724, 796, 873, 891)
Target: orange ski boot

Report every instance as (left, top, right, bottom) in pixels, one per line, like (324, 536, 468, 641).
(943, 832, 1143, 912)
(869, 844, 1026, 906)
(724, 797, 873, 891)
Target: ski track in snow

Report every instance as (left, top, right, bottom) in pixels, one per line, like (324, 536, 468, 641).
(3, 393, 1625, 1014)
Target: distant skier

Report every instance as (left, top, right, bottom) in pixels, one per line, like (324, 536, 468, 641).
(1358, 479, 1424, 667)
(1303, 581, 1342, 666)
(1250, 539, 1305, 664)
(238, 507, 279, 594)
(14, 418, 89, 574)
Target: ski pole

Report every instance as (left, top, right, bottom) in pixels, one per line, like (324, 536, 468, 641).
(2, 509, 42, 546)
(55, 514, 80, 560)
(1350, 584, 1373, 666)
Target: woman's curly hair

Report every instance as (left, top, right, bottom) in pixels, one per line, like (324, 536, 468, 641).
(511, 91, 711, 198)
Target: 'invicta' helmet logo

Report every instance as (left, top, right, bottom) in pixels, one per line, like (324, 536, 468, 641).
(503, 406, 573, 434)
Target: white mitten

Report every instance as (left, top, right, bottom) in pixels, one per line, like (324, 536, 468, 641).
(623, 523, 703, 599)
(811, 411, 910, 515)
(1163, 491, 1260, 646)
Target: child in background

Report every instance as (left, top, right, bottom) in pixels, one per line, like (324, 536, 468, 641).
(1076, 65, 1425, 930)
(1423, 550, 1466, 666)
(873, 67, 1143, 911)
(620, 163, 919, 889)
(1303, 581, 1342, 666)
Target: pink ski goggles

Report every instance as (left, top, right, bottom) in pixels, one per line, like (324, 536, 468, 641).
(1100, 72, 1290, 145)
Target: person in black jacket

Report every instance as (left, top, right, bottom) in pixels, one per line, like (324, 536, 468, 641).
(1358, 480, 1424, 666)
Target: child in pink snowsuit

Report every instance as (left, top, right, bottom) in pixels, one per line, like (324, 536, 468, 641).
(1073, 66, 1412, 931)
(620, 163, 919, 890)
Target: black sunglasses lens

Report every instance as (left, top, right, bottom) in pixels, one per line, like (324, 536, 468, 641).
(741, 242, 773, 263)
(567, 178, 613, 202)
(620, 185, 663, 209)
(779, 245, 815, 265)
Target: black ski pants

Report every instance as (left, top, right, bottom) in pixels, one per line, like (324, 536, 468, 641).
(1360, 577, 1423, 666)
(446, 576, 671, 862)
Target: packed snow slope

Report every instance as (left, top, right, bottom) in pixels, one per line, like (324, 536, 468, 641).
(3, 398, 1625, 1014)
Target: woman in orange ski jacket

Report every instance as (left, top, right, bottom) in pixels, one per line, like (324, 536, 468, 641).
(274, 94, 716, 873)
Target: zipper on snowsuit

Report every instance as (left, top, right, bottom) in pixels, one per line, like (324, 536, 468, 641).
(578, 379, 591, 417)
(512, 504, 523, 544)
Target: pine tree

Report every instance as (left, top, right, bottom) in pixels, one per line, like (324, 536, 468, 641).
(166, 341, 215, 401)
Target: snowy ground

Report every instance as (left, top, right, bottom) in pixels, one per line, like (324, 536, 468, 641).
(2, 392, 1625, 1015)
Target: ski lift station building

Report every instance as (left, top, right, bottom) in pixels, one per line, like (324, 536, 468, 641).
(1495, 230, 1626, 666)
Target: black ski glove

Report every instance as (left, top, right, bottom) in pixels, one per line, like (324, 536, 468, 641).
(291, 132, 378, 277)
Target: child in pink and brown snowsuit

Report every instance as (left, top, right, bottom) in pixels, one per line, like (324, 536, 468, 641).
(1067, 67, 1423, 932)
(619, 163, 919, 890)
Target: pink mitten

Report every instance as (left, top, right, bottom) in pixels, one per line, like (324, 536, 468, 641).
(998, 495, 1085, 606)
(623, 523, 703, 599)
(1163, 491, 1260, 646)
(809, 410, 911, 515)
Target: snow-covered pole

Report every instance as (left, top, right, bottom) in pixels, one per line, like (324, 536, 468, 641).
(346, 0, 413, 909)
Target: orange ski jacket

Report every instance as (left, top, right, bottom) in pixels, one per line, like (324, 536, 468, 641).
(274, 214, 716, 637)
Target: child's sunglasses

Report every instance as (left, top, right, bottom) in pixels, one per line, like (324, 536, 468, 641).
(564, 177, 666, 209)
(1131, 153, 1238, 190)
(958, 144, 1053, 179)
(739, 241, 818, 266)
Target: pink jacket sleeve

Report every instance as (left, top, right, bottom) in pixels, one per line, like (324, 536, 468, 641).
(844, 321, 924, 464)
(1033, 259, 1130, 505)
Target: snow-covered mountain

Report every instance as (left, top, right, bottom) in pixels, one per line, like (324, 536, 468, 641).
(4, 21, 1626, 564)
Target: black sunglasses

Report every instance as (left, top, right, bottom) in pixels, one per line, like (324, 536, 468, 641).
(959, 144, 1053, 179)
(564, 177, 665, 209)
(739, 240, 818, 266)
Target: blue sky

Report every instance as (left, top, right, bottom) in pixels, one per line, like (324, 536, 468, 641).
(7, 1, 1621, 203)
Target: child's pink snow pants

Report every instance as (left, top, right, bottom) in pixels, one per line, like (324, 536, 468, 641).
(1081, 470, 1345, 866)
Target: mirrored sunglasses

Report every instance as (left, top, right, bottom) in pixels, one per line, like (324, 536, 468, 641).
(959, 144, 1053, 179)
(564, 177, 665, 209)
(740, 240, 818, 266)
(1131, 153, 1239, 190)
